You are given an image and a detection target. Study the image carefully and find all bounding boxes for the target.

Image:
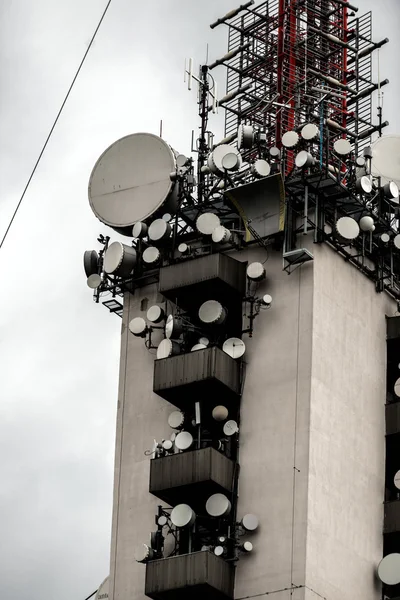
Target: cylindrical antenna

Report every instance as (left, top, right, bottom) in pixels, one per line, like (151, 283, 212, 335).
(188, 58, 193, 91)
(210, 0, 254, 29)
(208, 43, 251, 70)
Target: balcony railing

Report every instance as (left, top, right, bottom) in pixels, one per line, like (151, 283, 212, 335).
(149, 447, 238, 507)
(145, 551, 234, 600)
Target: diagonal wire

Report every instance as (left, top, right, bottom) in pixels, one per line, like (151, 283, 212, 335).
(0, 0, 113, 250)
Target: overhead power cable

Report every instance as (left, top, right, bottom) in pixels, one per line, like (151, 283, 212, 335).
(0, 0, 113, 251)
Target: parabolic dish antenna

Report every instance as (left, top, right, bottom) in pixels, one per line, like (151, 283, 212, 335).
(196, 212, 221, 235)
(199, 300, 227, 325)
(242, 541, 253, 552)
(301, 123, 319, 141)
(377, 553, 400, 585)
(156, 339, 180, 359)
(157, 515, 168, 527)
(394, 470, 400, 490)
(394, 235, 400, 250)
(359, 216, 374, 232)
(129, 317, 147, 337)
(83, 250, 99, 277)
(237, 124, 254, 150)
(212, 405, 228, 421)
(191, 343, 207, 351)
(394, 377, 400, 397)
(175, 430, 193, 450)
(143, 246, 160, 265)
(103, 242, 136, 276)
(88, 133, 178, 234)
(270, 146, 280, 158)
(162, 439, 173, 451)
(335, 216, 360, 242)
(95, 577, 109, 600)
(148, 219, 171, 243)
(246, 262, 265, 281)
(206, 493, 232, 517)
(132, 221, 148, 239)
(147, 305, 164, 323)
(333, 138, 352, 156)
(208, 144, 242, 175)
(165, 315, 183, 339)
(371, 135, 400, 189)
(251, 159, 271, 178)
(87, 274, 102, 289)
(134, 543, 153, 563)
(171, 504, 196, 527)
(212, 226, 231, 244)
(282, 130, 299, 149)
(223, 420, 239, 436)
(168, 410, 184, 429)
(223, 337, 246, 359)
(214, 546, 225, 556)
(199, 337, 209, 346)
(222, 152, 240, 171)
(242, 513, 259, 531)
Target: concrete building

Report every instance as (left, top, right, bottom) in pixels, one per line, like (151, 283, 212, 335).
(84, 1, 400, 599)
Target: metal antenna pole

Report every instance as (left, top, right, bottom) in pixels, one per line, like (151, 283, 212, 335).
(197, 65, 210, 204)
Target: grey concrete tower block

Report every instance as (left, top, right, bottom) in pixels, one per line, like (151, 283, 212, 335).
(108, 244, 395, 600)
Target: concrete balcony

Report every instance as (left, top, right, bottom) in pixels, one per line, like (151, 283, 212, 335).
(149, 447, 237, 507)
(384, 500, 400, 534)
(158, 253, 246, 310)
(145, 551, 234, 600)
(153, 346, 242, 408)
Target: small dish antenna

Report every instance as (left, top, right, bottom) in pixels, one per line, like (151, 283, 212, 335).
(170, 504, 196, 527)
(162, 439, 173, 451)
(333, 138, 351, 156)
(383, 181, 399, 200)
(156, 339, 180, 359)
(355, 176, 372, 195)
(147, 305, 165, 323)
(270, 146, 281, 158)
(191, 343, 207, 351)
(223, 338, 246, 359)
(196, 213, 221, 235)
(87, 274, 102, 289)
(241, 541, 253, 553)
(103, 242, 137, 276)
(206, 493, 232, 517)
(335, 216, 360, 243)
(199, 337, 210, 346)
(237, 124, 254, 149)
(88, 133, 179, 234)
(84, 250, 99, 277)
(301, 123, 319, 141)
(178, 242, 190, 254)
(223, 420, 239, 436)
(394, 470, 400, 490)
(222, 152, 240, 171)
(175, 430, 194, 450)
(148, 219, 171, 243)
(394, 235, 400, 250)
(143, 246, 161, 265)
(394, 377, 400, 397)
(295, 151, 315, 169)
(377, 553, 400, 585)
(176, 154, 189, 168)
(212, 225, 231, 244)
(214, 546, 225, 557)
(251, 159, 271, 178)
(207, 144, 242, 175)
(129, 317, 148, 337)
(261, 294, 272, 306)
(246, 262, 266, 281)
(381, 233, 391, 244)
(132, 222, 148, 239)
(282, 131, 299, 149)
(168, 410, 185, 429)
(359, 216, 375, 232)
(199, 300, 227, 325)
(135, 543, 154, 563)
(241, 514, 259, 531)
(157, 515, 168, 527)
(165, 314, 183, 339)
(212, 405, 228, 421)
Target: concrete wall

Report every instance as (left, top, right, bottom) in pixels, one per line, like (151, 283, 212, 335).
(235, 246, 313, 600)
(306, 244, 395, 600)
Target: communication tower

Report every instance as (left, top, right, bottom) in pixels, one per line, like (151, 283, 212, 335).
(84, 2, 400, 600)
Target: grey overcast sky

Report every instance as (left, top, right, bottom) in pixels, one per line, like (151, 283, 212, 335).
(0, 1, 399, 599)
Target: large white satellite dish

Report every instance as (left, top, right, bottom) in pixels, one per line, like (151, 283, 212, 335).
(371, 135, 400, 188)
(88, 133, 178, 234)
